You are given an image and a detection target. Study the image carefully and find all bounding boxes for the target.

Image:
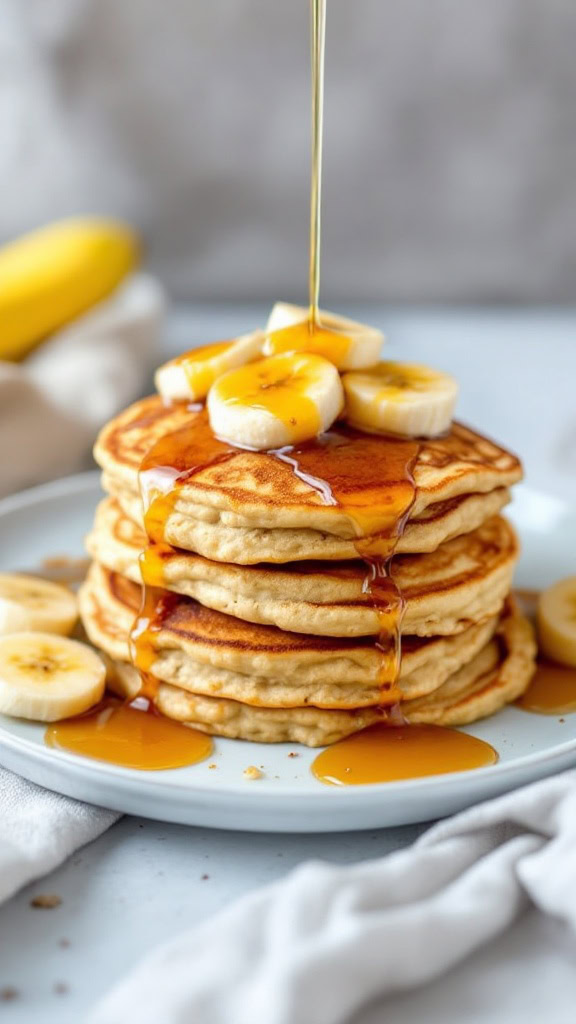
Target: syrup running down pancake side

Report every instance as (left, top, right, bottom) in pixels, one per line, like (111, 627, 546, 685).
(125, 399, 498, 774)
(129, 400, 500, 779)
(132, 405, 420, 708)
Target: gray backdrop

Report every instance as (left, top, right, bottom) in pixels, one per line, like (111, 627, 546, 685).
(2, 0, 576, 303)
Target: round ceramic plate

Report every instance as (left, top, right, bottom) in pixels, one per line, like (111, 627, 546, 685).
(0, 473, 574, 833)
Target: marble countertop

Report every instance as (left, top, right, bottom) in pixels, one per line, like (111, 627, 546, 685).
(1, 306, 575, 1023)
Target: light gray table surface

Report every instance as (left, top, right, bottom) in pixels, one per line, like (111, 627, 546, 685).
(1, 306, 575, 1023)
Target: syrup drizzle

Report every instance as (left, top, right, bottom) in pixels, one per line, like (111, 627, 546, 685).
(212, 353, 323, 444)
(273, 426, 421, 699)
(131, 409, 420, 707)
(40, 0, 501, 781)
(124, 0, 500, 783)
(265, 321, 354, 365)
(130, 583, 179, 700)
(131, 409, 502, 785)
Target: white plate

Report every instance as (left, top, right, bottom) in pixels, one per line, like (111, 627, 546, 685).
(0, 473, 575, 833)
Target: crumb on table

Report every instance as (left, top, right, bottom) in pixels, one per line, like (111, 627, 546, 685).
(0, 987, 19, 1002)
(30, 893, 62, 909)
(243, 765, 263, 780)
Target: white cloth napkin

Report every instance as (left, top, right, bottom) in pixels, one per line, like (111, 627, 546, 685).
(0, 272, 163, 498)
(0, 766, 118, 904)
(91, 770, 576, 1024)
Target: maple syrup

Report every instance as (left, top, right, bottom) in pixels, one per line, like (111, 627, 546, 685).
(309, 0, 325, 325)
(175, 341, 230, 396)
(266, 321, 354, 364)
(130, 582, 180, 700)
(45, 698, 212, 770)
(274, 426, 420, 699)
(311, 723, 498, 785)
(513, 588, 576, 714)
(516, 660, 576, 715)
(123, 0, 499, 785)
(212, 354, 323, 443)
(131, 409, 419, 705)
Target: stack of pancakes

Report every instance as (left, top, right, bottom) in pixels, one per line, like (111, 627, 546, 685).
(79, 395, 536, 747)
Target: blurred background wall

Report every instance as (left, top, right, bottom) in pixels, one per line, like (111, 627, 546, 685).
(2, 0, 576, 304)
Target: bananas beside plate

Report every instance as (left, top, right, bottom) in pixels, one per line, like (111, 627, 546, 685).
(0, 573, 78, 636)
(0, 573, 105, 722)
(538, 577, 576, 668)
(0, 632, 105, 722)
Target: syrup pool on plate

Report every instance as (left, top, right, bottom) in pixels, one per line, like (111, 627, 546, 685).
(513, 587, 576, 714)
(516, 661, 576, 715)
(45, 698, 213, 770)
(311, 723, 498, 785)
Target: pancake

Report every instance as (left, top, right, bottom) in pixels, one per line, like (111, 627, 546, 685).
(80, 561, 501, 708)
(88, 498, 518, 637)
(404, 607, 537, 726)
(106, 480, 511, 565)
(94, 396, 521, 562)
(101, 600, 535, 746)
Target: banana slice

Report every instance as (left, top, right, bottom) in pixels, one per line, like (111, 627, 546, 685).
(155, 330, 264, 402)
(538, 577, 576, 668)
(343, 361, 458, 438)
(263, 302, 383, 370)
(0, 573, 78, 636)
(0, 632, 105, 721)
(207, 352, 344, 449)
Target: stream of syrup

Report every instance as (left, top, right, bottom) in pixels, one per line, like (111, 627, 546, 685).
(309, 0, 326, 325)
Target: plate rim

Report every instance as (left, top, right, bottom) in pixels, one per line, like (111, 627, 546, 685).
(0, 469, 101, 514)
